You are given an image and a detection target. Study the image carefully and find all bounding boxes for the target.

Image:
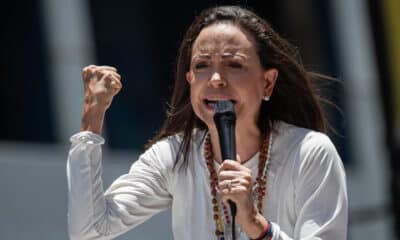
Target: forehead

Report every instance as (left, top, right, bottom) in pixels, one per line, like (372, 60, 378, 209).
(191, 23, 257, 55)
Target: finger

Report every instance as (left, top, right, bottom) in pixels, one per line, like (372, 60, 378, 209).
(83, 64, 117, 72)
(82, 65, 96, 81)
(103, 74, 122, 95)
(218, 170, 245, 181)
(83, 65, 107, 85)
(97, 69, 121, 81)
(83, 64, 99, 74)
(106, 73, 122, 87)
(220, 185, 247, 195)
(237, 154, 242, 164)
(82, 64, 96, 72)
(111, 71, 121, 80)
(220, 186, 248, 204)
(218, 178, 250, 190)
(98, 65, 118, 72)
(111, 78, 122, 90)
(219, 175, 252, 191)
(102, 73, 117, 88)
(111, 77, 122, 94)
(82, 65, 118, 81)
(218, 160, 250, 173)
(111, 73, 122, 88)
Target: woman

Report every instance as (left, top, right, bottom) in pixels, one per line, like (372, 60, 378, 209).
(67, 5, 347, 240)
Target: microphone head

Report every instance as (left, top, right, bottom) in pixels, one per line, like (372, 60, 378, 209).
(213, 100, 236, 120)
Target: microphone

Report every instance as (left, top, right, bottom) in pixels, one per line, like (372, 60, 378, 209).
(213, 100, 237, 222)
(213, 100, 237, 161)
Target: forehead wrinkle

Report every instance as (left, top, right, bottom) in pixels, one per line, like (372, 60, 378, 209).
(192, 43, 252, 58)
(194, 36, 248, 51)
(191, 23, 257, 60)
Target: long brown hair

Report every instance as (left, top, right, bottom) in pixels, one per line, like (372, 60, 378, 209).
(146, 5, 329, 169)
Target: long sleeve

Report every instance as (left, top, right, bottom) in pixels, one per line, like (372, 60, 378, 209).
(67, 131, 173, 240)
(270, 131, 348, 240)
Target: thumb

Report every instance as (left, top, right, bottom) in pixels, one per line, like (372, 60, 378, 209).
(236, 154, 242, 164)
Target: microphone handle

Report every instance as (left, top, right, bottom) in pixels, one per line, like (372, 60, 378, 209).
(215, 116, 237, 218)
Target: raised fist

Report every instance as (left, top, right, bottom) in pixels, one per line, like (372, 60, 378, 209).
(82, 65, 122, 110)
(79, 65, 122, 134)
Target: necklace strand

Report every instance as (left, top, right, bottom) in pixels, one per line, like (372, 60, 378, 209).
(204, 130, 272, 239)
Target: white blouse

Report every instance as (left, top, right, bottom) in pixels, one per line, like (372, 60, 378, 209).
(67, 121, 348, 240)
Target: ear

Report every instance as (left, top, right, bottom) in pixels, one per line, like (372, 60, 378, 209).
(186, 72, 193, 84)
(263, 68, 278, 98)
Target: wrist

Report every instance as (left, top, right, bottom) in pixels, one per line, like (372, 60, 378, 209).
(81, 104, 106, 134)
(251, 220, 273, 240)
(239, 210, 269, 239)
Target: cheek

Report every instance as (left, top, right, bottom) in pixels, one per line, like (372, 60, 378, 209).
(236, 76, 265, 99)
(189, 82, 203, 112)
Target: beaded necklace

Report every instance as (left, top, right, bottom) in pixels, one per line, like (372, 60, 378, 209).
(204, 130, 272, 240)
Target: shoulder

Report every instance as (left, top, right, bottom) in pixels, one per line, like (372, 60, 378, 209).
(273, 121, 341, 174)
(140, 134, 182, 166)
(273, 121, 336, 154)
(138, 130, 206, 169)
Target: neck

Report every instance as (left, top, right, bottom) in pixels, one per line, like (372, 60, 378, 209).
(209, 123, 261, 164)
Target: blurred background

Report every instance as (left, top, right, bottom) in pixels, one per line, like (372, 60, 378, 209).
(0, 0, 399, 239)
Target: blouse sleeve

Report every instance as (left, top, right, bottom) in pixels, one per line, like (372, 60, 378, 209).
(271, 132, 348, 240)
(67, 131, 173, 240)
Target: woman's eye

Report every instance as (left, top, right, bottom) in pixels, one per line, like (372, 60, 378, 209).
(228, 62, 243, 69)
(194, 63, 208, 69)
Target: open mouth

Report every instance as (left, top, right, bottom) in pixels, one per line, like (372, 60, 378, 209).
(203, 99, 237, 109)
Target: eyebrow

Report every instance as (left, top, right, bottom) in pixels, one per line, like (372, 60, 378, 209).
(193, 53, 212, 59)
(221, 52, 248, 59)
(192, 52, 249, 60)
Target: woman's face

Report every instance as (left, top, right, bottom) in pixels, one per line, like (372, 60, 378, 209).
(186, 23, 278, 130)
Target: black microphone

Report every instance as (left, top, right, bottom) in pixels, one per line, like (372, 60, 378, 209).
(213, 100, 237, 161)
(213, 100, 237, 232)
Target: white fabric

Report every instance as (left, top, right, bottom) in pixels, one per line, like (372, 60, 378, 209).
(67, 121, 348, 240)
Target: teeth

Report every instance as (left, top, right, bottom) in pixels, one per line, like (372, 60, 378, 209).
(205, 100, 217, 108)
(205, 99, 236, 108)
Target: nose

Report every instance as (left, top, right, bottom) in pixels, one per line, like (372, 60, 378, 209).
(208, 71, 227, 88)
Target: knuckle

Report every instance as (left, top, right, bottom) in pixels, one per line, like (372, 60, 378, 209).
(242, 179, 250, 187)
(244, 174, 252, 182)
(104, 73, 112, 79)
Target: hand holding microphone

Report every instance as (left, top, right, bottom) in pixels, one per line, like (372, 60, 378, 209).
(213, 100, 238, 216)
(214, 101, 261, 239)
